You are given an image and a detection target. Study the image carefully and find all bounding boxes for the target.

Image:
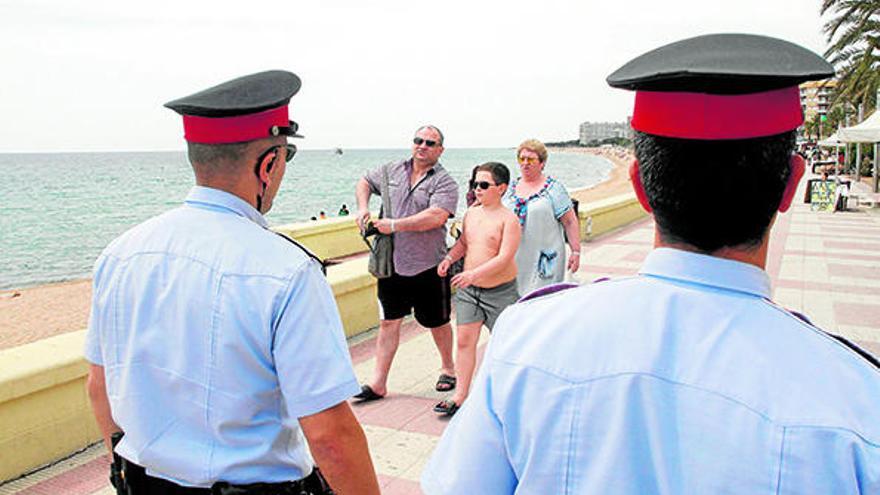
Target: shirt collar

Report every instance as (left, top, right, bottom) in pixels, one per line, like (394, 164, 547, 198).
(639, 247, 771, 299)
(405, 158, 439, 175)
(184, 186, 268, 229)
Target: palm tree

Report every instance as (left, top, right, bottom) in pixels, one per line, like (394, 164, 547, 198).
(821, 0, 880, 111)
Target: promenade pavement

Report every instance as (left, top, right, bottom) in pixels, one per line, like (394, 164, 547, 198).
(2, 176, 879, 494)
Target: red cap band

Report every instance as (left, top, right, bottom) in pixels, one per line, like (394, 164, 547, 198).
(182, 105, 289, 144)
(631, 86, 803, 140)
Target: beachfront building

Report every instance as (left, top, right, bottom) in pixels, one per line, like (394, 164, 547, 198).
(579, 120, 631, 145)
(800, 79, 837, 124)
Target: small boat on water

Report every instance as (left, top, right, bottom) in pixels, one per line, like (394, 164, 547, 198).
(334, 148, 343, 155)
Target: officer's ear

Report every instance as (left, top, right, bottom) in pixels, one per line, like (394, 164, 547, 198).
(257, 148, 278, 184)
(629, 159, 652, 213)
(778, 154, 805, 214)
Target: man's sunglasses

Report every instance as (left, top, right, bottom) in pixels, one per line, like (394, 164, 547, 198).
(413, 137, 440, 148)
(517, 155, 540, 165)
(471, 180, 496, 190)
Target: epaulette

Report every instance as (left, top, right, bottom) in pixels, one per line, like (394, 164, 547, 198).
(517, 282, 579, 303)
(274, 232, 327, 276)
(787, 308, 880, 371)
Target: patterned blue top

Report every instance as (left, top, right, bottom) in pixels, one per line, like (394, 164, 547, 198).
(84, 186, 359, 488)
(422, 248, 880, 494)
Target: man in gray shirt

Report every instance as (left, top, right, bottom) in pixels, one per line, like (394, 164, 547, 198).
(354, 125, 460, 401)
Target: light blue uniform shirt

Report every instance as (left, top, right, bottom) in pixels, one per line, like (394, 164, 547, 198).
(84, 186, 360, 488)
(422, 248, 880, 494)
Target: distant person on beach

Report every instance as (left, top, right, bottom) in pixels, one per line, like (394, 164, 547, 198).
(422, 34, 880, 494)
(84, 71, 379, 495)
(319, 210, 327, 219)
(338, 203, 350, 216)
(434, 162, 520, 416)
(502, 139, 581, 295)
(353, 125, 459, 403)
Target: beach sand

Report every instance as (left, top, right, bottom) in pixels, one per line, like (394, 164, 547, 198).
(0, 148, 636, 351)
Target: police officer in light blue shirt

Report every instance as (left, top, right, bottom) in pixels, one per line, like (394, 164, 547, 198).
(422, 34, 880, 494)
(84, 71, 380, 494)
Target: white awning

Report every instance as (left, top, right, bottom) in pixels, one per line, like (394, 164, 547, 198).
(838, 111, 880, 143)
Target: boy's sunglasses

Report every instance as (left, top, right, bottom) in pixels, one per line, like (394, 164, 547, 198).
(413, 137, 440, 148)
(472, 180, 496, 190)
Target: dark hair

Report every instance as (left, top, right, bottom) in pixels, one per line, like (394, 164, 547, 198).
(416, 125, 445, 145)
(634, 130, 795, 253)
(476, 161, 511, 186)
(187, 141, 251, 168)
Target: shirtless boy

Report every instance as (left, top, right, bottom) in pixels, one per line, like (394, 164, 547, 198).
(435, 162, 521, 415)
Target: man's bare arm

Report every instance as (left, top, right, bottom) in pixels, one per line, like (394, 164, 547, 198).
(86, 364, 121, 460)
(355, 178, 373, 230)
(300, 401, 380, 495)
(373, 207, 450, 234)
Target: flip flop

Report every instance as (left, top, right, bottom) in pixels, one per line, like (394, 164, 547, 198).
(433, 399, 460, 416)
(353, 384, 385, 402)
(435, 374, 457, 392)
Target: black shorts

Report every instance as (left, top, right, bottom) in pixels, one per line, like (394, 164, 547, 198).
(377, 266, 451, 328)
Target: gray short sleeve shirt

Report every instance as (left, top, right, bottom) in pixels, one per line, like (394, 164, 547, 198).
(364, 158, 459, 276)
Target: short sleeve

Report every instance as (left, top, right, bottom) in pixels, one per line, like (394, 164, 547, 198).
(546, 178, 573, 219)
(83, 306, 103, 364)
(273, 262, 360, 418)
(363, 163, 386, 195)
(83, 256, 110, 365)
(421, 342, 517, 494)
(429, 172, 459, 217)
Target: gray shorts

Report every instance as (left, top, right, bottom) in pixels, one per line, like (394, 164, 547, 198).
(455, 279, 519, 331)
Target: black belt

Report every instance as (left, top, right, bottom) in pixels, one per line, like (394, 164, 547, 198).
(121, 460, 333, 495)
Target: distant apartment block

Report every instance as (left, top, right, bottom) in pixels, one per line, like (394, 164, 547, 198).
(579, 120, 631, 145)
(800, 79, 837, 123)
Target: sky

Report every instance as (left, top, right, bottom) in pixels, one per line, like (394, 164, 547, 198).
(0, 0, 829, 152)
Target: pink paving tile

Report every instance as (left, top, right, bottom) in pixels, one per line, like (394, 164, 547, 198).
(598, 239, 654, 248)
(378, 474, 424, 495)
(823, 240, 880, 251)
(782, 250, 880, 263)
(775, 279, 880, 295)
(834, 302, 880, 328)
(854, 340, 880, 361)
(581, 265, 639, 276)
(18, 456, 108, 495)
(827, 263, 880, 280)
(622, 249, 651, 263)
(799, 233, 880, 241)
(396, 406, 451, 437)
(820, 226, 880, 236)
(350, 394, 440, 430)
(349, 319, 425, 365)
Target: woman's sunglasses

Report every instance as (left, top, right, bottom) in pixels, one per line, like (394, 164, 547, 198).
(517, 155, 540, 165)
(413, 137, 440, 148)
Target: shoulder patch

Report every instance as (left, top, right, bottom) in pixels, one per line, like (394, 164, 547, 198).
(517, 282, 579, 303)
(783, 305, 879, 371)
(275, 232, 327, 276)
(829, 334, 880, 371)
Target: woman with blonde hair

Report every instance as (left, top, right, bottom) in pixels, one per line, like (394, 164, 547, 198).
(502, 139, 580, 294)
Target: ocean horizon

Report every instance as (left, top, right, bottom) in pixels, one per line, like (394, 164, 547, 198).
(0, 148, 611, 290)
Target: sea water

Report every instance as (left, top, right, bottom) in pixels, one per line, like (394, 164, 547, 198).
(0, 148, 610, 289)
